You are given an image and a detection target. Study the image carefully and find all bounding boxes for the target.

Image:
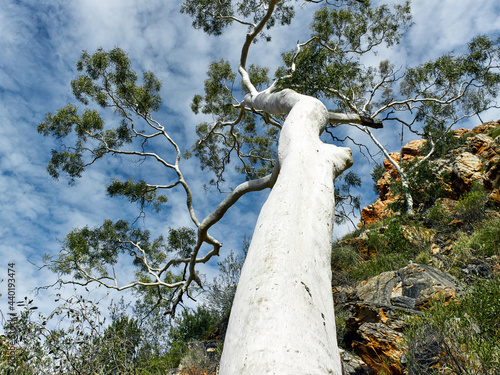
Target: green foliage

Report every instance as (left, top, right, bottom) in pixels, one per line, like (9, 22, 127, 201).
(425, 203, 452, 230)
(180, 0, 234, 36)
(371, 163, 385, 194)
(190, 60, 279, 186)
(107, 178, 168, 212)
(389, 159, 450, 213)
(49, 220, 167, 277)
(451, 218, 500, 270)
(166, 227, 197, 258)
(487, 125, 500, 139)
(191, 59, 236, 118)
(206, 250, 245, 317)
(352, 219, 427, 281)
(334, 306, 350, 349)
(401, 35, 500, 131)
(276, 1, 412, 109)
(179, 342, 218, 372)
(331, 244, 363, 285)
(455, 184, 489, 223)
(164, 306, 220, 367)
(181, 0, 294, 37)
(74, 48, 161, 112)
(170, 306, 219, 344)
(38, 47, 161, 182)
(93, 316, 143, 373)
(419, 128, 470, 160)
(368, 220, 411, 253)
(404, 276, 500, 374)
(1, 295, 173, 374)
(247, 64, 271, 91)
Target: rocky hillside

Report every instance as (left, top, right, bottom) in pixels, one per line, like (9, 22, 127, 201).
(169, 121, 500, 375)
(332, 120, 500, 374)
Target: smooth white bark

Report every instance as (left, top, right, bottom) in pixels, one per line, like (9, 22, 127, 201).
(219, 91, 352, 374)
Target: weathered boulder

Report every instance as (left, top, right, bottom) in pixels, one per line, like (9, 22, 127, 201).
(340, 264, 458, 374)
(355, 264, 457, 309)
(361, 140, 427, 226)
(354, 322, 404, 375)
(401, 139, 426, 156)
(452, 152, 483, 189)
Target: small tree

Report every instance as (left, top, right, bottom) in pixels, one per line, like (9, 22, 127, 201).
(38, 1, 499, 373)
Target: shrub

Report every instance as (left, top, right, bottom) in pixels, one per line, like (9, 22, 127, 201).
(415, 250, 430, 265)
(334, 219, 430, 282)
(451, 218, 500, 269)
(334, 306, 350, 349)
(455, 185, 489, 224)
(166, 305, 220, 368)
(179, 342, 218, 374)
(404, 276, 500, 374)
(331, 244, 363, 285)
(426, 203, 452, 229)
(351, 252, 409, 281)
(170, 306, 219, 343)
(419, 129, 470, 160)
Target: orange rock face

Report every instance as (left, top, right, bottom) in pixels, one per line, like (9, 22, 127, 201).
(360, 121, 500, 226)
(359, 199, 394, 227)
(360, 141, 424, 226)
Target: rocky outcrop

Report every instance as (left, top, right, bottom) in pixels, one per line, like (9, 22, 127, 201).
(355, 264, 457, 308)
(360, 141, 427, 226)
(335, 264, 458, 375)
(361, 121, 500, 226)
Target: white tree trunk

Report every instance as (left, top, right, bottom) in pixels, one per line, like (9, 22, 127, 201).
(219, 92, 352, 374)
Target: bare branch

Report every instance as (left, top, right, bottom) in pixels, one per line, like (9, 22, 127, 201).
(328, 111, 383, 128)
(239, 0, 282, 95)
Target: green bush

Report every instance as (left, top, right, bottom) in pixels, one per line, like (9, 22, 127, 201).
(179, 342, 218, 373)
(165, 305, 220, 368)
(170, 306, 219, 343)
(351, 252, 409, 281)
(404, 276, 500, 374)
(334, 306, 350, 349)
(452, 218, 500, 266)
(347, 219, 426, 281)
(426, 203, 452, 229)
(331, 244, 363, 284)
(371, 163, 386, 194)
(456, 185, 489, 223)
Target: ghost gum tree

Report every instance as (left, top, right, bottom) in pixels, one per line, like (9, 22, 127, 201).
(37, 0, 500, 374)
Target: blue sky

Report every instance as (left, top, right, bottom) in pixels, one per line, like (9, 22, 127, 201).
(0, 0, 499, 323)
